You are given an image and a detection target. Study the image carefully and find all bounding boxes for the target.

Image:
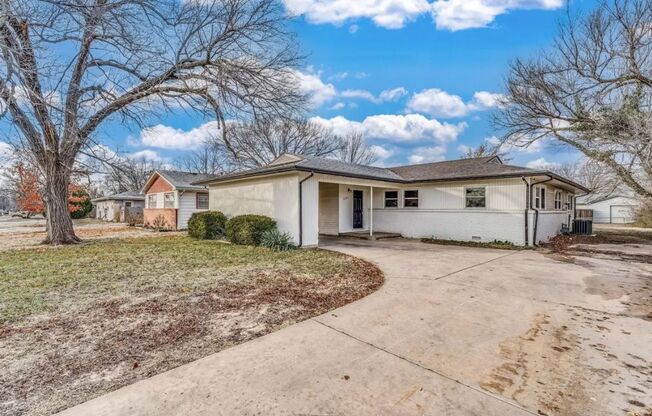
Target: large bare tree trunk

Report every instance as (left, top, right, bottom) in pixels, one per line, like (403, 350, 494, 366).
(43, 167, 79, 245)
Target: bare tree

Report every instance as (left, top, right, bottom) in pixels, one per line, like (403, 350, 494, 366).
(496, 0, 652, 199)
(459, 142, 510, 161)
(226, 118, 342, 168)
(178, 136, 233, 175)
(0, 0, 303, 244)
(549, 159, 621, 197)
(337, 131, 378, 165)
(103, 157, 164, 194)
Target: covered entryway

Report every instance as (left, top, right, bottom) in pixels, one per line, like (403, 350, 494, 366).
(317, 181, 400, 242)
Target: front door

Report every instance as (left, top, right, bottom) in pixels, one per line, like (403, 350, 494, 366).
(352, 190, 363, 229)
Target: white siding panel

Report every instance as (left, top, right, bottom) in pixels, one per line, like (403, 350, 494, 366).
(209, 173, 301, 243)
(177, 191, 208, 230)
(578, 196, 638, 224)
(301, 175, 319, 247)
(318, 183, 339, 235)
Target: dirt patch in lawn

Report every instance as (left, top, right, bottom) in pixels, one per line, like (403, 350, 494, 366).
(0, 236, 383, 416)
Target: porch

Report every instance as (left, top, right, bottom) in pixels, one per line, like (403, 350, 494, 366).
(316, 181, 399, 242)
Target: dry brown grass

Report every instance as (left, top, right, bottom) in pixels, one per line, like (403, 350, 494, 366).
(0, 236, 383, 416)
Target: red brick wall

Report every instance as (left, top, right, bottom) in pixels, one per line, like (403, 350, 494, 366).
(147, 175, 174, 194)
(143, 208, 177, 230)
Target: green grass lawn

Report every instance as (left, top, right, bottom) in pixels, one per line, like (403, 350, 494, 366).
(0, 235, 382, 416)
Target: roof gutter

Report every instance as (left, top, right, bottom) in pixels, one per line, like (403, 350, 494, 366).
(298, 172, 314, 247)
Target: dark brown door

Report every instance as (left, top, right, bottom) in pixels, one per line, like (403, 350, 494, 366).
(352, 190, 363, 229)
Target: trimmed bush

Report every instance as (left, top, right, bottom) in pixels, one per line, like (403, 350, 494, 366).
(260, 229, 296, 251)
(188, 211, 227, 239)
(225, 214, 276, 246)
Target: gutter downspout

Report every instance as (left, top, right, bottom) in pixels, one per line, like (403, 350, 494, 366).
(521, 177, 530, 246)
(529, 175, 554, 246)
(298, 172, 314, 247)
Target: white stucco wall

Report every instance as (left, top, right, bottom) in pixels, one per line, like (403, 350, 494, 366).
(209, 173, 301, 244)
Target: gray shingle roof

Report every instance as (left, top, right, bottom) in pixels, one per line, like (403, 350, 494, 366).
(156, 170, 211, 190)
(193, 154, 588, 191)
(91, 191, 145, 202)
(388, 156, 538, 181)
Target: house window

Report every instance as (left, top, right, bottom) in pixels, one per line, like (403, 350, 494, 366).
(554, 191, 562, 210)
(164, 192, 175, 208)
(566, 194, 573, 210)
(196, 193, 209, 209)
(384, 191, 398, 208)
(148, 194, 157, 208)
(124, 201, 132, 208)
(404, 190, 419, 208)
(465, 187, 486, 208)
(534, 186, 546, 209)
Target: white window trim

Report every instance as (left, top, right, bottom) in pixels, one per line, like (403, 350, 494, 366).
(163, 192, 175, 209)
(554, 190, 562, 210)
(464, 186, 486, 209)
(403, 190, 419, 208)
(534, 186, 546, 209)
(147, 194, 157, 209)
(384, 190, 399, 208)
(196, 192, 209, 209)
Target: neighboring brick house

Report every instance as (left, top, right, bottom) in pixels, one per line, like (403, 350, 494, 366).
(142, 170, 212, 230)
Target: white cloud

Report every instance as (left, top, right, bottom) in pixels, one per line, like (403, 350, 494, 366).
(406, 88, 467, 118)
(406, 88, 504, 118)
(139, 121, 219, 150)
(408, 146, 447, 164)
(312, 114, 465, 143)
(127, 149, 163, 161)
(284, 0, 431, 29)
(330, 102, 346, 110)
(457, 144, 472, 154)
(468, 91, 506, 110)
(341, 89, 378, 102)
(349, 24, 359, 33)
(431, 0, 563, 31)
(292, 69, 338, 108)
(341, 87, 408, 104)
(283, 0, 562, 31)
(526, 157, 560, 170)
(370, 145, 394, 160)
(379, 87, 409, 102)
(329, 72, 349, 81)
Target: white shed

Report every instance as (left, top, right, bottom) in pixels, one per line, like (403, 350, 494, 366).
(577, 195, 639, 224)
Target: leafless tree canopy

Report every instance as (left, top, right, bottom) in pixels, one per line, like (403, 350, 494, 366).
(178, 136, 233, 175)
(459, 142, 510, 162)
(337, 131, 378, 165)
(0, 0, 303, 243)
(549, 159, 621, 197)
(496, 0, 652, 199)
(225, 118, 343, 168)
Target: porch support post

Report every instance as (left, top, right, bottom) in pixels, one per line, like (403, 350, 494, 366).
(370, 186, 374, 237)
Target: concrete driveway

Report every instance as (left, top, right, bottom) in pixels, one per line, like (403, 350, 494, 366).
(59, 238, 652, 416)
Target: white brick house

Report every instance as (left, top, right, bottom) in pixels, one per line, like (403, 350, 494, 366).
(194, 154, 588, 247)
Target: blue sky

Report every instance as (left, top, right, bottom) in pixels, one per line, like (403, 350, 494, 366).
(1, 0, 597, 170)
